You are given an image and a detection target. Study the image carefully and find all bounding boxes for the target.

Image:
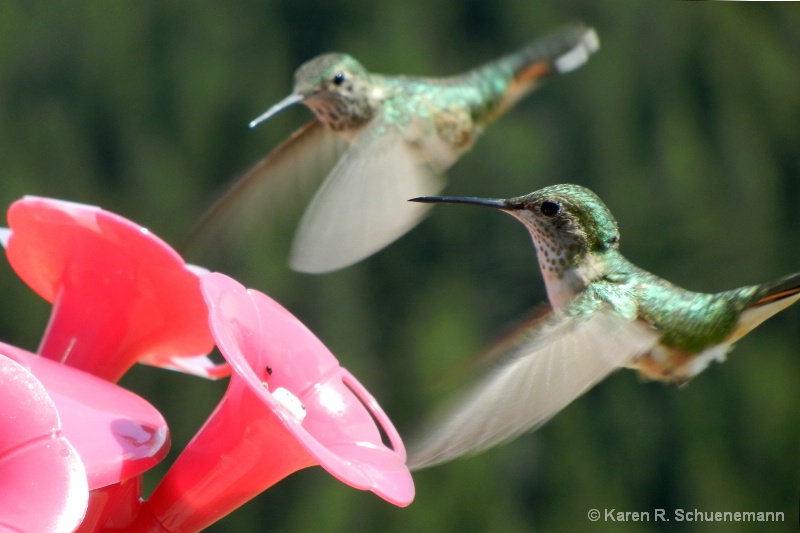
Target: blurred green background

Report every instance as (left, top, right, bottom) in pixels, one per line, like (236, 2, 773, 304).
(1, 2, 798, 532)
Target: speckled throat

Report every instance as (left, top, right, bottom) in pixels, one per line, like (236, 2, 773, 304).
(303, 72, 383, 132)
(512, 213, 591, 309)
(304, 96, 373, 131)
(515, 213, 580, 275)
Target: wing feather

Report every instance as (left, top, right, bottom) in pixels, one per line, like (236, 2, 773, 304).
(289, 128, 446, 273)
(184, 120, 348, 257)
(407, 307, 657, 470)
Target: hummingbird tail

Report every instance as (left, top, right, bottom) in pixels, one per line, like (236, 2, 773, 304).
(728, 272, 800, 345)
(751, 272, 800, 306)
(506, 23, 599, 88)
(471, 23, 599, 121)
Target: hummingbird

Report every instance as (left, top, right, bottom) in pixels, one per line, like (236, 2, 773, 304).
(406, 183, 800, 470)
(190, 23, 600, 273)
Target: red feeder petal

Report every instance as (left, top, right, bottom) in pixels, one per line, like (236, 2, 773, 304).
(1, 342, 171, 530)
(130, 273, 413, 532)
(0, 353, 88, 532)
(4, 197, 228, 382)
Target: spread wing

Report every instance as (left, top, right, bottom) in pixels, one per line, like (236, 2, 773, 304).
(184, 120, 348, 258)
(288, 124, 447, 274)
(407, 307, 658, 470)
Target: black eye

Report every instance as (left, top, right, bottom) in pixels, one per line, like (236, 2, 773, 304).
(540, 200, 561, 217)
(332, 72, 345, 86)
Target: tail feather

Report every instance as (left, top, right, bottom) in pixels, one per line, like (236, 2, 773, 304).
(751, 272, 800, 307)
(729, 272, 800, 344)
(506, 23, 599, 85)
(471, 22, 599, 121)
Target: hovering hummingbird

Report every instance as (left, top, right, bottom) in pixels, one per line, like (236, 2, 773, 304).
(190, 23, 600, 273)
(406, 184, 800, 470)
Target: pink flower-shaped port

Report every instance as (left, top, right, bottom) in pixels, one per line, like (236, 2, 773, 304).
(133, 273, 413, 532)
(1, 341, 171, 531)
(0, 352, 88, 533)
(3, 196, 229, 382)
(204, 272, 413, 502)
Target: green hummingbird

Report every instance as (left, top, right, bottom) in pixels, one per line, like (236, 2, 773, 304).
(191, 23, 599, 273)
(406, 183, 800, 470)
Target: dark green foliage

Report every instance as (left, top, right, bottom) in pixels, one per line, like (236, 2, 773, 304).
(1, 2, 798, 531)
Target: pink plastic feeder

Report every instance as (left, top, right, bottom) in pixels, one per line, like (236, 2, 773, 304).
(3, 197, 229, 382)
(0, 341, 171, 531)
(128, 273, 414, 532)
(0, 353, 88, 533)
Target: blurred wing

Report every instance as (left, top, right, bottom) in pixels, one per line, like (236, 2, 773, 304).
(407, 307, 658, 470)
(431, 303, 555, 389)
(184, 120, 348, 257)
(288, 127, 447, 274)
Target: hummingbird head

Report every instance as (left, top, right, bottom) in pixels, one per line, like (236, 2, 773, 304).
(292, 53, 369, 95)
(411, 184, 620, 297)
(501, 184, 620, 263)
(249, 53, 376, 131)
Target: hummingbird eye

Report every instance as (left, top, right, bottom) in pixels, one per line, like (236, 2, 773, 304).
(540, 200, 561, 217)
(332, 72, 346, 86)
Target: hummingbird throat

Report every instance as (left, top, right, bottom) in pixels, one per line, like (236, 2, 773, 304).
(305, 99, 361, 131)
(304, 83, 377, 132)
(525, 221, 595, 311)
(536, 249, 591, 311)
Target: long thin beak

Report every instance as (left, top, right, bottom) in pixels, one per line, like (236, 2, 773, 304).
(249, 93, 305, 129)
(409, 196, 511, 210)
